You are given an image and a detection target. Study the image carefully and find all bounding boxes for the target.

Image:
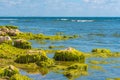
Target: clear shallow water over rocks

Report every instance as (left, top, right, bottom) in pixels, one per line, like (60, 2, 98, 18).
(0, 17, 120, 80)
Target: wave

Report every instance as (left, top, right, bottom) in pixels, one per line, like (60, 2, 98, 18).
(57, 18, 69, 21)
(57, 18, 95, 22)
(0, 19, 18, 21)
(71, 20, 94, 22)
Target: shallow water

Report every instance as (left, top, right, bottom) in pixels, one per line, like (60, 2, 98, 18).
(0, 17, 120, 80)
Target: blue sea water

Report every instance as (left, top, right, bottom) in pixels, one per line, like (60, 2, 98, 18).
(0, 17, 120, 80)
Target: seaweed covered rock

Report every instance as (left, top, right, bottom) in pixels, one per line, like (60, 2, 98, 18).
(0, 65, 19, 77)
(7, 29, 21, 36)
(0, 27, 9, 33)
(67, 63, 88, 71)
(64, 63, 88, 79)
(15, 51, 48, 63)
(36, 59, 54, 67)
(91, 48, 112, 57)
(0, 25, 21, 36)
(14, 39, 31, 49)
(0, 31, 7, 36)
(0, 36, 12, 44)
(9, 74, 31, 80)
(53, 47, 85, 63)
(92, 48, 111, 53)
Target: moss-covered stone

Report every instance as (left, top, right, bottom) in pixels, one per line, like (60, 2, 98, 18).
(14, 39, 31, 49)
(36, 59, 54, 67)
(0, 25, 20, 36)
(0, 31, 7, 36)
(0, 65, 19, 77)
(67, 63, 88, 71)
(53, 47, 85, 63)
(63, 63, 88, 80)
(92, 48, 111, 53)
(15, 51, 48, 64)
(9, 74, 31, 80)
(91, 48, 112, 57)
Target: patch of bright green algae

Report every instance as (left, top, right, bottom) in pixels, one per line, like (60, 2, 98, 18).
(106, 78, 120, 80)
(12, 32, 79, 41)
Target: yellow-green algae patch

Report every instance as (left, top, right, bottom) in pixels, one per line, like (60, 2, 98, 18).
(91, 48, 112, 58)
(89, 60, 109, 64)
(12, 32, 79, 41)
(9, 74, 31, 80)
(106, 78, 120, 80)
(0, 43, 27, 59)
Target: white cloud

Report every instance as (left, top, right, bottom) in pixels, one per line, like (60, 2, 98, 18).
(0, 0, 24, 6)
(83, 0, 118, 4)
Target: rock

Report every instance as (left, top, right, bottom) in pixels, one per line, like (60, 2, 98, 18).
(0, 31, 7, 36)
(14, 39, 31, 49)
(0, 27, 9, 33)
(0, 65, 19, 77)
(0, 36, 12, 44)
(7, 29, 21, 36)
(53, 47, 85, 63)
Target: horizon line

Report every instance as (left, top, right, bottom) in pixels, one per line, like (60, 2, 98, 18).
(0, 16, 120, 17)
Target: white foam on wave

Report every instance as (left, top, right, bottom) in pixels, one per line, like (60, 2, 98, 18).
(57, 18, 69, 21)
(71, 20, 94, 22)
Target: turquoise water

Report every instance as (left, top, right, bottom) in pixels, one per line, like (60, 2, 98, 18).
(0, 17, 120, 80)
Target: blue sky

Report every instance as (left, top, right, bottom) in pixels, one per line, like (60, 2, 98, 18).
(0, 0, 120, 17)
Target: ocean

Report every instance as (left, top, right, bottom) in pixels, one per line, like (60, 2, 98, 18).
(0, 17, 120, 80)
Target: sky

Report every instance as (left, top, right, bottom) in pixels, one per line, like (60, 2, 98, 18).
(0, 0, 120, 17)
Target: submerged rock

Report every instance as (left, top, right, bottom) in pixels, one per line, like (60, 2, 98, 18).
(67, 63, 88, 71)
(53, 47, 85, 63)
(64, 63, 88, 79)
(91, 48, 112, 57)
(36, 59, 54, 67)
